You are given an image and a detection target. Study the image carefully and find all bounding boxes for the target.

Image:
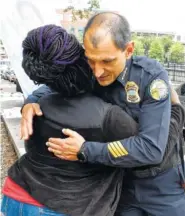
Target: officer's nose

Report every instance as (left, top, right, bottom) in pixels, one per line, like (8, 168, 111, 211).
(93, 63, 104, 78)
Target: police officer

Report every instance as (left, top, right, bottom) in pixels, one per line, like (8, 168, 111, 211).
(20, 12, 185, 216)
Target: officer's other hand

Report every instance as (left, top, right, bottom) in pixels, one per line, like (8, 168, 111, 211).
(170, 86, 180, 105)
(20, 103, 43, 140)
(47, 129, 85, 161)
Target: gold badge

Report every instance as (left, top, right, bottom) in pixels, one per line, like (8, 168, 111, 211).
(108, 141, 128, 158)
(125, 81, 140, 103)
(150, 79, 169, 101)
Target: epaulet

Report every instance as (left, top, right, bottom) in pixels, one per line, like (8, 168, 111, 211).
(132, 56, 165, 76)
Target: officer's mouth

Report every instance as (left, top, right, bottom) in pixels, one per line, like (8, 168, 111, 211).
(97, 75, 109, 82)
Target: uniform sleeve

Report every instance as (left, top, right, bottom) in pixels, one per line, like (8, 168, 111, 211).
(103, 105, 138, 142)
(83, 71, 171, 168)
(23, 85, 54, 105)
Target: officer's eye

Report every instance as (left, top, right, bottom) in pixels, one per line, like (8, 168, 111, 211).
(102, 59, 115, 64)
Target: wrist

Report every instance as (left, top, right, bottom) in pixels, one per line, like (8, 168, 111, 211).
(77, 142, 88, 163)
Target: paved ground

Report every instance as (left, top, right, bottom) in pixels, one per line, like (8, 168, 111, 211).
(0, 79, 16, 92)
(0, 79, 19, 198)
(0, 121, 18, 198)
(0, 80, 23, 112)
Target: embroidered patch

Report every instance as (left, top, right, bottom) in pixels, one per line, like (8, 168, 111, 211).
(150, 79, 169, 101)
(108, 141, 128, 158)
(125, 81, 140, 103)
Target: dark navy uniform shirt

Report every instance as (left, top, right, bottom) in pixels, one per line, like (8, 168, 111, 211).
(25, 56, 171, 168)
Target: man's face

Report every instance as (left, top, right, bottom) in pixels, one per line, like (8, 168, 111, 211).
(84, 29, 134, 86)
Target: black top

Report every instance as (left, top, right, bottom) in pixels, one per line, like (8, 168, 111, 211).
(8, 93, 138, 216)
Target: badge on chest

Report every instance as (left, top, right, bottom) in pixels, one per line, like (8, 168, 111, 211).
(125, 81, 140, 103)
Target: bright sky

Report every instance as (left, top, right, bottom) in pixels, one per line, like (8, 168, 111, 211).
(53, 0, 185, 34)
(1, 0, 185, 34)
(101, 0, 185, 34)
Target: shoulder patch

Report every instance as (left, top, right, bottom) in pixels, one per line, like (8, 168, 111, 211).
(150, 79, 169, 101)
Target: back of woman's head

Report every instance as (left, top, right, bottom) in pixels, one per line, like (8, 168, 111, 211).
(22, 24, 93, 97)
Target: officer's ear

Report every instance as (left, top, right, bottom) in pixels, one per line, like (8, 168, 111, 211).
(125, 41, 134, 59)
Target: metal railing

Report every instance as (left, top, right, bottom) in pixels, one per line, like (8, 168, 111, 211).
(164, 63, 185, 83)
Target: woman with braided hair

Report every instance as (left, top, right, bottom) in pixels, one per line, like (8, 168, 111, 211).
(1, 24, 138, 216)
(22, 24, 93, 97)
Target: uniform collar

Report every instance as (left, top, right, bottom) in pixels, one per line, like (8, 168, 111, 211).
(117, 58, 132, 87)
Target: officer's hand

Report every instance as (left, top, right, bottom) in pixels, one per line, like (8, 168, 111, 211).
(20, 103, 43, 140)
(47, 129, 85, 161)
(170, 87, 180, 104)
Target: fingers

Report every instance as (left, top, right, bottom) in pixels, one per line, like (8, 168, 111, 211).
(20, 103, 42, 140)
(48, 148, 62, 155)
(47, 142, 77, 160)
(20, 112, 33, 140)
(46, 140, 76, 153)
(26, 104, 42, 135)
(26, 110, 33, 136)
(46, 141, 63, 152)
(48, 138, 65, 146)
(32, 103, 43, 116)
(47, 129, 85, 162)
(20, 117, 30, 140)
(62, 128, 78, 137)
(48, 137, 75, 147)
(48, 147, 76, 156)
(170, 87, 180, 104)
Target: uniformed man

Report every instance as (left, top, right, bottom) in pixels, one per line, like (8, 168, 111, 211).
(20, 12, 185, 216)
